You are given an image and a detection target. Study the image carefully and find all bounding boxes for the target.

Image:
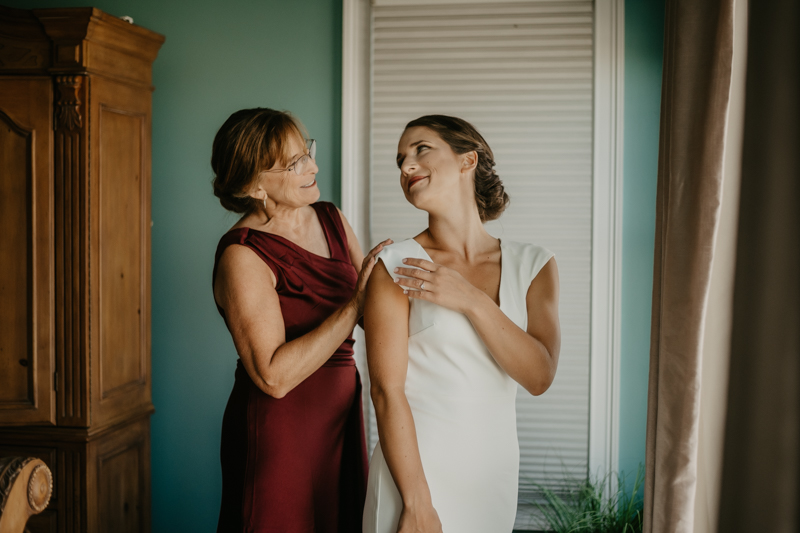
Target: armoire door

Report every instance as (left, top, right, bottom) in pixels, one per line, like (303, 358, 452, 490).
(87, 74, 153, 429)
(0, 77, 55, 426)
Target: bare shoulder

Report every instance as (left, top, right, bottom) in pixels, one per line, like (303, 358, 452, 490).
(214, 244, 277, 303)
(217, 243, 269, 274)
(366, 258, 407, 309)
(527, 257, 559, 299)
(368, 257, 399, 293)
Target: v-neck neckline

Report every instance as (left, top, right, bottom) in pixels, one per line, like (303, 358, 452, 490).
(410, 238, 505, 308)
(243, 203, 334, 261)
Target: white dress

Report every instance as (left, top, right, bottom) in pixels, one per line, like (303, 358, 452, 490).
(362, 238, 554, 533)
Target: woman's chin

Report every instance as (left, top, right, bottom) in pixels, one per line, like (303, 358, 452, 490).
(405, 191, 442, 216)
(303, 185, 321, 204)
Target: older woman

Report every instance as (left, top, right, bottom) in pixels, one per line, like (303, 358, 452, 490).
(211, 108, 389, 532)
(362, 115, 561, 533)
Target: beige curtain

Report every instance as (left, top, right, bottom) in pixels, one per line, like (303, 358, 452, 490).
(643, 1, 735, 532)
(717, 1, 800, 531)
(691, 1, 747, 531)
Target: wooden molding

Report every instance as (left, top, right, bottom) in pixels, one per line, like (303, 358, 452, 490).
(34, 7, 165, 84)
(0, 6, 51, 73)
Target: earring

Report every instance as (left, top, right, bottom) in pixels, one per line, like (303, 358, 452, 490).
(263, 198, 267, 210)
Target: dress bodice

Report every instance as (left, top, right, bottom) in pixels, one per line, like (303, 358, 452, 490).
(376, 238, 554, 396)
(213, 201, 358, 364)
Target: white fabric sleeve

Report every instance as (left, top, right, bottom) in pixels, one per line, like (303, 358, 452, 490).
(375, 239, 428, 289)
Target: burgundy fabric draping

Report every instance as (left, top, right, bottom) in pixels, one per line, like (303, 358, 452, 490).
(717, 1, 800, 531)
(643, 1, 734, 531)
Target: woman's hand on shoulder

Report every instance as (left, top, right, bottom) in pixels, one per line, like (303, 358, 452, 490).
(335, 207, 393, 317)
(397, 501, 443, 533)
(392, 258, 484, 314)
(350, 238, 393, 316)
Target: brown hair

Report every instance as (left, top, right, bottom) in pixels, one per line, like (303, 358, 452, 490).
(211, 108, 306, 214)
(404, 115, 509, 222)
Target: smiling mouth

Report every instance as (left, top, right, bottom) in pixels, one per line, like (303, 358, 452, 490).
(300, 180, 316, 188)
(407, 176, 428, 189)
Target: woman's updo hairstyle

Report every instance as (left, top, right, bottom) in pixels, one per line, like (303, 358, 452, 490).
(404, 115, 509, 222)
(211, 108, 306, 214)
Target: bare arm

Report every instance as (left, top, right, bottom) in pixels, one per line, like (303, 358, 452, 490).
(365, 261, 442, 532)
(214, 245, 358, 398)
(395, 257, 561, 395)
(464, 258, 560, 395)
(337, 207, 393, 328)
(214, 228, 388, 398)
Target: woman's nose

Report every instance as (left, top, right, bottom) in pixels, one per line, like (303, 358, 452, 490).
(400, 158, 417, 175)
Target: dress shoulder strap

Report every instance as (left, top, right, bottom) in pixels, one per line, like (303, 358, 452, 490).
(376, 239, 428, 277)
(212, 228, 250, 290)
(502, 240, 555, 289)
(312, 202, 350, 262)
(212, 228, 285, 306)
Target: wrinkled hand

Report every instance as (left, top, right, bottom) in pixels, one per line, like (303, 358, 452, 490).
(397, 502, 443, 533)
(393, 258, 484, 314)
(351, 239, 393, 316)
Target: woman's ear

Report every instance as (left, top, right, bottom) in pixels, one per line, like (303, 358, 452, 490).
(248, 176, 268, 203)
(461, 151, 478, 173)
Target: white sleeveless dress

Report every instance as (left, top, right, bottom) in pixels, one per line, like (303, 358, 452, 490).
(362, 238, 554, 533)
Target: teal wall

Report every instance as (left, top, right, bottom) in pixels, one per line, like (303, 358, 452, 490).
(620, 0, 665, 483)
(7, 0, 663, 528)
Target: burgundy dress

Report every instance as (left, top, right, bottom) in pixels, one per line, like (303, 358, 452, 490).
(213, 202, 368, 533)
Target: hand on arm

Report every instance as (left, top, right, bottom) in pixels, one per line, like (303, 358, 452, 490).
(364, 261, 442, 533)
(336, 207, 392, 317)
(393, 257, 561, 396)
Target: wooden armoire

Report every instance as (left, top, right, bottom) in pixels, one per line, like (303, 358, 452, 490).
(0, 6, 164, 532)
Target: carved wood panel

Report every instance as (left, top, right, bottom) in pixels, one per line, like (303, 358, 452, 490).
(99, 107, 144, 400)
(88, 76, 152, 429)
(88, 418, 150, 533)
(0, 110, 33, 408)
(54, 74, 89, 427)
(0, 78, 54, 426)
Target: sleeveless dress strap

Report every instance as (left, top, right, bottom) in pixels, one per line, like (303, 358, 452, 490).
(376, 239, 429, 280)
(312, 202, 351, 262)
(212, 228, 250, 290)
(212, 228, 284, 318)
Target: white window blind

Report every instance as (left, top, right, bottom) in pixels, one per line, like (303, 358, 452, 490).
(366, 0, 594, 517)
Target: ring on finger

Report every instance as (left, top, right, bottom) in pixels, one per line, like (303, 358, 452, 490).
(420, 281, 425, 290)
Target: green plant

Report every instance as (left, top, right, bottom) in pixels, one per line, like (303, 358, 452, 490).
(533, 465, 644, 533)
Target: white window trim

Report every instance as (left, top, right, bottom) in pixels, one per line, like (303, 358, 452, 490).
(341, 0, 624, 481)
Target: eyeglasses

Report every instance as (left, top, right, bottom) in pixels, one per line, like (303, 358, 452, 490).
(263, 139, 316, 176)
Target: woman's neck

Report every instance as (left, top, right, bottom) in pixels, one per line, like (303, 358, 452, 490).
(237, 201, 311, 238)
(422, 207, 497, 261)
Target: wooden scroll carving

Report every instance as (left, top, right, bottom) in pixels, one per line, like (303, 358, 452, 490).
(54, 75, 83, 130)
(0, 456, 52, 533)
